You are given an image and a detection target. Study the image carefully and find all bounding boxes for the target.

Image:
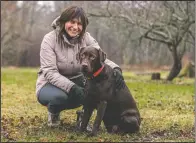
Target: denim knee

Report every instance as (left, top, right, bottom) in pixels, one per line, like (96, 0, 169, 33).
(47, 93, 82, 113)
(38, 83, 82, 113)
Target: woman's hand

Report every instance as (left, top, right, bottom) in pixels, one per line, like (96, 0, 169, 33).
(69, 84, 85, 103)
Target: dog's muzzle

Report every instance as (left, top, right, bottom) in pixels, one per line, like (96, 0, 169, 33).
(81, 64, 88, 73)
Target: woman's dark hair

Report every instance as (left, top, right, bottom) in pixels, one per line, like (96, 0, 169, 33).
(57, 6, 89, 44)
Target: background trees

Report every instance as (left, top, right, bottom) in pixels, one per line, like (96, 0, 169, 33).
(1, 1, 195, 80)
(85, 1, 195, 80)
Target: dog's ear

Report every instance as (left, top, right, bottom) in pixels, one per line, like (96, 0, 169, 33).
(76, 47, 85, 62)
(99, 49, 107, 63)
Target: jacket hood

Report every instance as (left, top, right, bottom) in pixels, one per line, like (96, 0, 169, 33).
(51, 16, 60, 29)
(51, 16, 79, 44)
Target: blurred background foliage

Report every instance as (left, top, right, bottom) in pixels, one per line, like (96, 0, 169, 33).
(1, 1, 195, 80)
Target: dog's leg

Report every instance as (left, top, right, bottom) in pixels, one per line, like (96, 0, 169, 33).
(90, 100, 107, 136)
(80, 107, 93, 132)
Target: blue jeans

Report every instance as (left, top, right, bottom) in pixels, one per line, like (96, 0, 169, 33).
(37, 75, 85, 114)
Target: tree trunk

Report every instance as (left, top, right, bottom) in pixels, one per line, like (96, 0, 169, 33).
(167, 46, 182, 81)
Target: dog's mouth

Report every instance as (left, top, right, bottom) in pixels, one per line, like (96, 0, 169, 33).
(82, 66, 88, 73)
(81, 65, 93, 75)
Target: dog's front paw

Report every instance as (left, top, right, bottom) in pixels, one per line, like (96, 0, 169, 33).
(87, 127, 98, 137)
(76, 123, 85, 132)
(111, 125, 119, 134)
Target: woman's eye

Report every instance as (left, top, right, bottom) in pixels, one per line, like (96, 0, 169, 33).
(81, 54, 85, 58)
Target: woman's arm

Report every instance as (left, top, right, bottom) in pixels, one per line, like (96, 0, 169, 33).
(40, 32, 75, 93)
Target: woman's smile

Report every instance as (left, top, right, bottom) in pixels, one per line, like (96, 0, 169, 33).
(65, 18, 83, 37)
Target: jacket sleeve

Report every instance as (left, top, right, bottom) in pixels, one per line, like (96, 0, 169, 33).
(40, 33, 75, 93)
(84, 32, 120, 69)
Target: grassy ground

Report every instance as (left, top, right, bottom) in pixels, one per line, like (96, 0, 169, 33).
(1, 67, 195, 142)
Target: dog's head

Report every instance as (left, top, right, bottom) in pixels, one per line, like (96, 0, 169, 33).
(76, 46, 106, 75)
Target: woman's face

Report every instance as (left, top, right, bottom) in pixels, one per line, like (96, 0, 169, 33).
(65, 18, 83, 38)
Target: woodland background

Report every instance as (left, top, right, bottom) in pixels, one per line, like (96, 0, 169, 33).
(1, 1, 195, 80)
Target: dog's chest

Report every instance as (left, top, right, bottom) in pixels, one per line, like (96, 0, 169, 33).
(86, 80, 112, 101)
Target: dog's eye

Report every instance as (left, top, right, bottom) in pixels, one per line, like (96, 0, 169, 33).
(81, 54, 85, 59)
(90, 56, 95, 60)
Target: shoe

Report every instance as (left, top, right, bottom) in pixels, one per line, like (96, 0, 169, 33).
(86, 124, 92, 132)
(76, 110, 92, 132)
(76, 110, 83, 128)
(48, 112, 60, 127)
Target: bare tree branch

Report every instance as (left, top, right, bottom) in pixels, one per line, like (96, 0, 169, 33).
(106, 1, 112, 16)
(176, 20, 195, 46)
(186, 1, 189, 15)
(176, 1, 186, 15)
(179, 33, 188, 60)
(188, 30, 195, 41)
(139, 24, 170, 40)
(87, 13, 110, 18)
(146, 2, 153, 20)
(87, 12, 135, 25)
(164, 1, 174, 13)
(172, 13, 186, 22)
(144, 33, 172, 46)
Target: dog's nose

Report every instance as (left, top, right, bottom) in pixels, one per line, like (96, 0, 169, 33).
(81, 63, 88, 72)
(82, 62, 88, 67)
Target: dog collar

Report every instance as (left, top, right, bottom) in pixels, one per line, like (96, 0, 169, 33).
(93, 65, 104, 77)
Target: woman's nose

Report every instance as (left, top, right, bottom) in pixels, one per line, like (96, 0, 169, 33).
(73, 23, 78, 29)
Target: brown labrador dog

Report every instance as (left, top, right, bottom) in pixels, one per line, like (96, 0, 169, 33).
(77, 45, 141, 136)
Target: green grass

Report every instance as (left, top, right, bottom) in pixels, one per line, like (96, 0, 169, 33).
(1, 67, 195, 142)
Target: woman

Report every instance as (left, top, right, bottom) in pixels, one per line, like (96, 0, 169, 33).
(36, 6, 125, 128)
